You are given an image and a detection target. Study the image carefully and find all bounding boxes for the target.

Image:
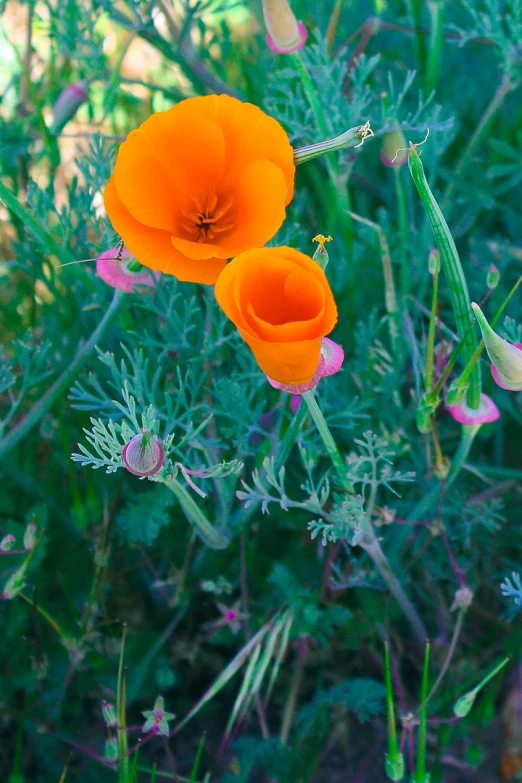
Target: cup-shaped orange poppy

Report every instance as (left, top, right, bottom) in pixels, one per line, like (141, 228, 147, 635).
(104, 95, 295, 285)
(214, 247, 338, 384)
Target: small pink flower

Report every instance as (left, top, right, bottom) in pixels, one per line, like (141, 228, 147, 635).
(96, 247, 159, 293)
(216, 602, 248, 635)
(267, 337, 344, 394)
(447, 393, 500, 425)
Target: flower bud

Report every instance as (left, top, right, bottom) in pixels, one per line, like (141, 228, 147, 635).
(23, 521, 37, 550)
(0, 535, 15, 552)
(380, 130, 408, 168)
(1, 567, 26, 601)
(385, 753, 405, 781)
(486, 264, 500, 289)
(122, 430, 165, 477)
(261, 0, 307, 53)
(104, 737, 119, 762)
(428, 248, 440, 275)
(49, 81, 88, 135)
(447, 392, 500, 425)
(96, 247, 160, 293)
(102, 701, 117, 727)
(451, 586, 474, 611)
(445, 379, 469, 407)
(453, 689, 477, 718)
(416, 394, 440, 434)
(472, 302, 522, 391)
(312, 234, 332, 270)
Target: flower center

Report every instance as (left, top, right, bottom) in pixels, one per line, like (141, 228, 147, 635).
(181, 191, 235, 242)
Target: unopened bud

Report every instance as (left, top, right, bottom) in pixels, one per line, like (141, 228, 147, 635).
(428, 249, 441, 275)
(453, 689, 477, 718)
(486, 264, 500, 289)
(416, 395, 440, 434)
(122, 430, 165, 477)
(445, 379, 469, 407)
(104, 737, 119, 762)
(0, 535, 15, 552)
(433, 456, 450, 480)
(102, 701, 117, 727)
(385, 752, 405, 780)
(1, 567, 26, 600)
(450, 586, 474, 611)
(380, 129, 408, 168)
(472, 302, 522, 391)
(49, 81, 88, 135)
(23, 522, 37, 550)
(312, 234, 332, 270)
(261, 0, 307, 53)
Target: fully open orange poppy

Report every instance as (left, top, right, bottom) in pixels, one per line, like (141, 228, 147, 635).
(104, 95, 295, 285)
(214, 247, 338, 384)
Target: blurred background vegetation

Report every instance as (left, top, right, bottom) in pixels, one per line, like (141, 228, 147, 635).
(1, 0, 522, 781)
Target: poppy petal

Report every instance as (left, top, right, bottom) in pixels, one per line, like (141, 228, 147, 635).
(104, 178, 226, 284)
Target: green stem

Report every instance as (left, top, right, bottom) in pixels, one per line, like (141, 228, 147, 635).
(161, 475, 230, 550)
(413, 642, 430, 783)
(442, 72, 517, 211)
(409, 0, 428, 76)
(348, 211, 400, 355)
(302, 391, 427, 646)
(0, 179, 74, 266)
(425, 261, 440, 389)
(408, 144, 481, 409)
(0, 289, 124, 459)
(325, 0, 345, 53)
(394, 167, 410, 296)
(409, 424, 480, 521)
(425, 0, 444, 95)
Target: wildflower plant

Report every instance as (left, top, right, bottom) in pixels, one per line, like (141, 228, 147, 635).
(1, 0, 522, 781)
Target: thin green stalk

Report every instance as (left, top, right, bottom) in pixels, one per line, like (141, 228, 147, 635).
(413, 642, 430, 783)
(425, 259, 440, 389)
(117, 626, 129, 783)
(326, 0, 345, 53)
(425, 0, 444, 96)
(409, 424, 480, 521)
(408, 143, 481, 408)
(442, 73, 517, 211)
(0, 179, 74, 266)
(160, 475, 230, 550)
(280, 638, 308, 746)
(408, 0, 427, 76)
(394, 167, 410, 296)
(0, 289, 124, 459)
(348, 211, 400, 355)
(384, 642, 404, 780)
(302, 391, 427, 646)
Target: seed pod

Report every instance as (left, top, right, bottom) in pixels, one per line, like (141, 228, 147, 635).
(122, 430, 165, 477)
(23, 521, 37, 550)
(0, 535, 15, 552)
(102, 701, 117, 728)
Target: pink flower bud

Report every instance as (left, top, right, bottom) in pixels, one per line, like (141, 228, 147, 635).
(261, 0, 307, 53)
(380, 130, 408, 168)
(122, 430, 165, 477)
(472, 303, 522, 391)
(96, 247, 160, 293)
(23, 522, 36, 550)
(267, 337, 344, 394)
(50, 81, 88, 134)
(447, 393, 500, 426)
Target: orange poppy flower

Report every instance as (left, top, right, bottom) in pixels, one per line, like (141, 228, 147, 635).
(214, 247, 338, 384)
(103, 95, 295, 285)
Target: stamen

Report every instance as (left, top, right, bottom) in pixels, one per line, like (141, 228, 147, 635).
(184, 190, 235, 242)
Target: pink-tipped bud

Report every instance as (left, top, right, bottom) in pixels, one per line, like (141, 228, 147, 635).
(262, 0, 307, 53)
(267, 337, 344, 394)
(50, 81, 88, 135)
(96, 247, 160, 293)
(122, 430, 165, 477)
(23, 522, 37, 550)
(487, 264, 500, 289)
(447, 393, 500, 426)
(380, 129, 408, 168)
(472, 302, 522, 391)
(0, 535, 15, 552)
